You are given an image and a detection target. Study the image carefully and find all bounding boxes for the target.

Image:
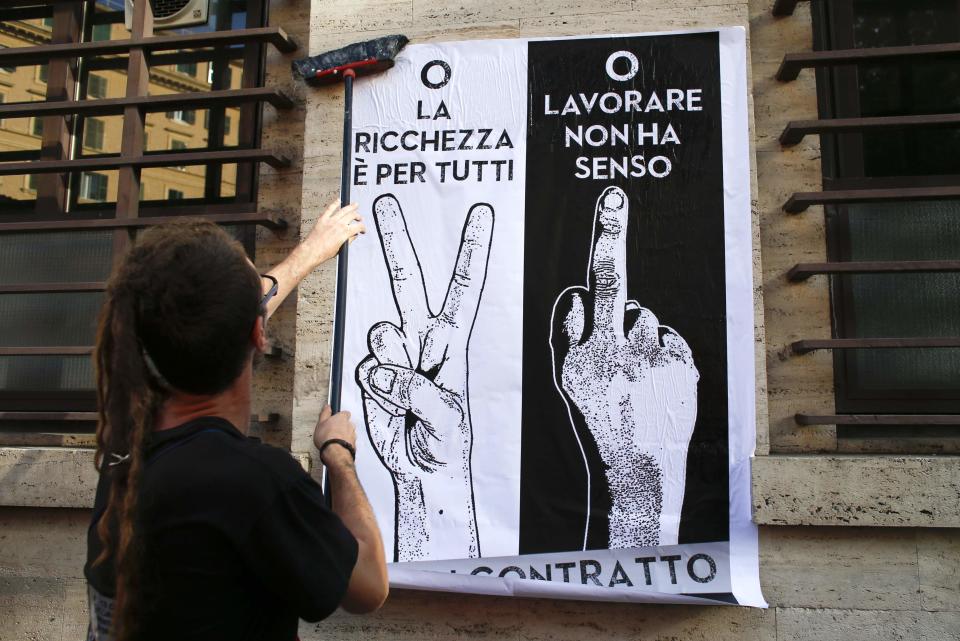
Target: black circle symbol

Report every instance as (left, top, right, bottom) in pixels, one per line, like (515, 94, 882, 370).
(421, 60, 452, 89)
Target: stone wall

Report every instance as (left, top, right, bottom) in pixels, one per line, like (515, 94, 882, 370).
(0, 1, 957, 640)
(1, 507, 957, 640)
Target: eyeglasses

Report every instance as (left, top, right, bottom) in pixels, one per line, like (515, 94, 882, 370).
(260, 274, 279, 314)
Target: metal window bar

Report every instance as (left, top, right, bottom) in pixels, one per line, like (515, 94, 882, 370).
(0, 343, 283, 357)
(0, 282, 105, 294)
(0, 148, 291, 176)
(0, 212, 287, 234)
(776, 43, 960, 81)
(0, 27, 297, 67)
(0, 87, 293, 119)
(796, 414, 960, 426)
(787, 260, 960, 281)
(791, 338, 960, 355)
(780, 113, 960, 146)
(782, 185, 960, 213)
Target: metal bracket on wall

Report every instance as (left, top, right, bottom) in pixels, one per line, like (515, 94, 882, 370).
(791, 337, 960, 354)
(776, 42, 960, 81)
(786, 260, 960, 281)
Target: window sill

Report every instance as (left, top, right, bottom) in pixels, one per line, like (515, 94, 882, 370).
(0, 447, 311, 508)
(4, 448, 956, 521)
(752, 454, 960, 527)
(0, 447, 96, 508)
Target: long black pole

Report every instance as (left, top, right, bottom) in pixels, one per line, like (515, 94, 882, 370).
(329, 71, 354, 414)
(324, 71, 354, 506)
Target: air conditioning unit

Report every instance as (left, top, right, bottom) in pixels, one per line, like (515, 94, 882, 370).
(125, 0, 209, 31)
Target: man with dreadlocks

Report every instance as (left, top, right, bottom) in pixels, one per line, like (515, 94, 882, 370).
(83, 199, 388, 641)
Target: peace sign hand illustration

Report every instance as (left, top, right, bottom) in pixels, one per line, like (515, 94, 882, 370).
(550, 186, 699, 549)
(356, 194, 493, 561)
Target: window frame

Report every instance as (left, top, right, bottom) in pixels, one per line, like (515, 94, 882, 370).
(813, 0, 960, 414)
(167, 109, 196, 125)
(87, 73, 107, 99)
(79, 171, 108, 202)
(0, 45, 13, 74)
(176, 61, 198, 77)
(0, 0, 271, 417)
(82, 117, 104, 150)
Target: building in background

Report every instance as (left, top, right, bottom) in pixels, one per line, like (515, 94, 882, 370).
(0, 10, 241, 206)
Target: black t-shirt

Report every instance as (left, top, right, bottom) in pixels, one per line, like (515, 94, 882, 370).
(84, 417, 358, 641)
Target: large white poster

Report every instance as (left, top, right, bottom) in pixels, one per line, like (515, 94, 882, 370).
(338, 28, 764, 606)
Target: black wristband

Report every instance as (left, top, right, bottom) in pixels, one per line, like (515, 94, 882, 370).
(318, 438, 356, 464)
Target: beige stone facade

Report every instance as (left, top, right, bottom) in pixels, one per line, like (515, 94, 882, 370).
(0, 1, 958, 640)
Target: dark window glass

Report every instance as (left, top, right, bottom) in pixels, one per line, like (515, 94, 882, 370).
(0, 232, 113, 285)
(838, 201, 960, 395)
(92, 23, 112, 42)
(170, 138, 187, 170)
(0, 356, 94, 393)
(88, 74, 108, 99)
(205, 64, 233, 87)
(83, 118, 105, 150)
(850, 1, 960, 177)
(0, 45, 14, 73)
(0, 293, 102, 347)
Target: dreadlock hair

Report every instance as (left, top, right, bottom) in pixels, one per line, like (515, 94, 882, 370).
(92, 220, 262, 641)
